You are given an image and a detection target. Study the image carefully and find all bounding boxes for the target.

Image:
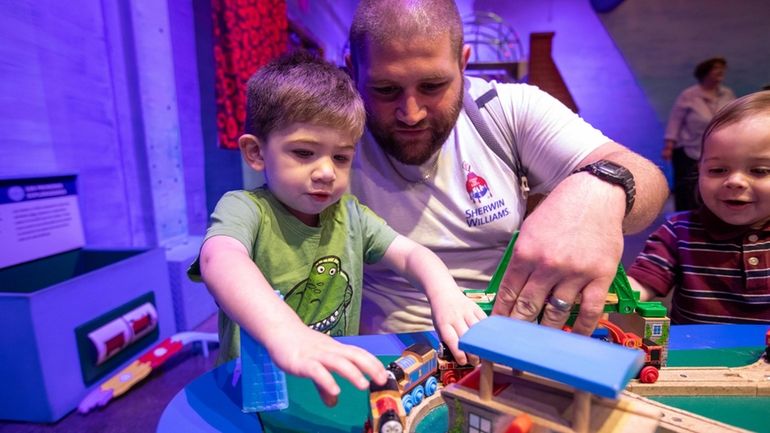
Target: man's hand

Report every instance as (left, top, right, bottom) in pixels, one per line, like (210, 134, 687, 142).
(263, 325, 389, 407)
(491, 171, 625, 335)
(491, 141, 667, 334)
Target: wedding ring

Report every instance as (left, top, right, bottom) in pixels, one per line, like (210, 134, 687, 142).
(547, 296, 572, 313)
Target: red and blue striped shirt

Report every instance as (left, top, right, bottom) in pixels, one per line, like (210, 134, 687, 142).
(628, 209, 770, 324)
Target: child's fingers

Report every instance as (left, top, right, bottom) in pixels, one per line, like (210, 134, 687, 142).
(303, 360, 341, 407)
(327, 345, 387, 389)
(466, 303, 487, 326)
(344, 345, 389, 385)
(474, 302, 488, 321)
(437, 323, 467, 365)
(323, 356, 372, 390)
(313, 382, 339, 407)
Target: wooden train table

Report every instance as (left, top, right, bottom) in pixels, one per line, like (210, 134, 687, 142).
(157, 324, 770, 433)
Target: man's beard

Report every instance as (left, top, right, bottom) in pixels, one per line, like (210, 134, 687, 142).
(368, 94, 463, 166)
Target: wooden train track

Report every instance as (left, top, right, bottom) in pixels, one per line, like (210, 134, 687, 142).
(627, 358, 770, 397)
(404, 392, 444, 433)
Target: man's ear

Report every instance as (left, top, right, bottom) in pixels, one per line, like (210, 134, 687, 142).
(239, 134, 265, 171)
(460, 44, 472, 72)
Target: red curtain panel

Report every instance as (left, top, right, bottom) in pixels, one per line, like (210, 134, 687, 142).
(212, 0, 288, 149)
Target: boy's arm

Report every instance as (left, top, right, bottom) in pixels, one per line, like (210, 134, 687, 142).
(378, 235, 487, 364)
(199, 235, 387, 406)
(626, 275, 657, 302)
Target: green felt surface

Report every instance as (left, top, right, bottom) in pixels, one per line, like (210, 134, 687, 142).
(260, 350, 770, 433)
(651, 346, 770, 433)
(652, 396, 769, 433)
(259, 356, 397, 433)
(667, 346, 764, 367)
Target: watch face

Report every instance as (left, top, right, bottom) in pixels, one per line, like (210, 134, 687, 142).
(597, 161, 623, 177)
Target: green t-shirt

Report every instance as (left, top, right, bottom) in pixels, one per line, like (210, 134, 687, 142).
(189, 187, 398, 362)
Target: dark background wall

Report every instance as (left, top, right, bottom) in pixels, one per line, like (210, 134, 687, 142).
(597, 0, 770, 123)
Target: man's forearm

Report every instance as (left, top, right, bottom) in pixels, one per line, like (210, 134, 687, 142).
(606, 150, 668, 234)
(577, 142, 669, 234)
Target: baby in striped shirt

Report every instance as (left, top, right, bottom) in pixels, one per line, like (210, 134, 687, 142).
(627, 91, 770, 324)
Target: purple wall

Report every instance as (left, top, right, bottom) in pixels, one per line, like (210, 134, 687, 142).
(2, 0, 768, 248)
(0, 1, 212, 248)
(598, 0, 770, 123)
(476, 0, 666, 177)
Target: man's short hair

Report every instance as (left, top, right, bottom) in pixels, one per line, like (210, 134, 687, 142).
(693, 57, 727, 82)
(244, 50, 365, 142)
(349, 0, 464, 68)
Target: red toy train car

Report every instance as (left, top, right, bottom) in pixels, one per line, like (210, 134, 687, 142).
(598, 319, 662, 383)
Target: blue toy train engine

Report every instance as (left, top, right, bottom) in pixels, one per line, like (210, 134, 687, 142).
(387, 342, 440, 414)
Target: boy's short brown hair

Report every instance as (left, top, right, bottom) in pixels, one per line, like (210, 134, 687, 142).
(244, 51, 365, 142)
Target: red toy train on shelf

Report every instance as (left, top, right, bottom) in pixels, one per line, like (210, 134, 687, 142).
(365, 342, 474, 433)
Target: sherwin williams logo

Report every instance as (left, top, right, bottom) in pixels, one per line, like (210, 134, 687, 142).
(463, 161, 510, 227)
(463, 162, 491, 203)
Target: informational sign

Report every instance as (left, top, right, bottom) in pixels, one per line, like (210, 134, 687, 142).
(0, 175, 85, 269)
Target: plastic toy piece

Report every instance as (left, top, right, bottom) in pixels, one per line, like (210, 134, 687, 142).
(78, 332, 218, 414)
(240, 328, 288, 412)
(605, 264, 667, 318)
(238, 291, 291, 413)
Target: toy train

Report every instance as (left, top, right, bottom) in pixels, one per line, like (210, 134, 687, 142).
(364, 342, 474, 433)
(598, 319, 663, 383)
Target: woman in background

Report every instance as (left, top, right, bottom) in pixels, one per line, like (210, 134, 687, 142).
(664, 57, 735, 211)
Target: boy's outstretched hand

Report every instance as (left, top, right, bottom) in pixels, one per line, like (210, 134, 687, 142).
(380, 235, 487, 366)
(262, 324, 389, 407)
(429, 287, 487, 365)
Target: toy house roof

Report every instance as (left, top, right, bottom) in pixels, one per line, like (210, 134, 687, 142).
(459, 316, 644, 399)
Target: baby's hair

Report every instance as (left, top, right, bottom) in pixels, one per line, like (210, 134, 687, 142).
(244, 50, 365, 142)
(701, 90, 770, 152)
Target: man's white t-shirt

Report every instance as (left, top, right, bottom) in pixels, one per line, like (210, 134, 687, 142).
(350, 77, 609, 334)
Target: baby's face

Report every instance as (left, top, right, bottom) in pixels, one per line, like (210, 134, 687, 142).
(699, 115, 770, 228)
(261, 123, 356, 226)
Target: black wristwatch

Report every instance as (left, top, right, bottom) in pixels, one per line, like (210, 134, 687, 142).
(572, 160, 636, 216)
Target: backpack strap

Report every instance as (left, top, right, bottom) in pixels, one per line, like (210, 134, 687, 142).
(463, 79, 530, 199)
